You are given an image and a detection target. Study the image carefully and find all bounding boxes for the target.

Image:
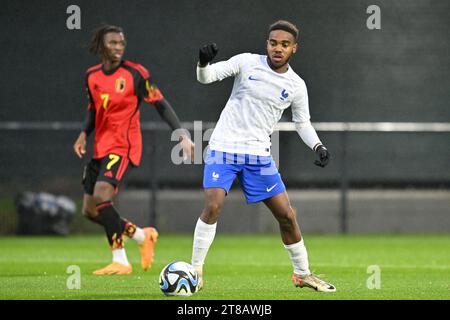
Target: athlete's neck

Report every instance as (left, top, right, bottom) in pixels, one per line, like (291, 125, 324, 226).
(102, 59, 121, 71)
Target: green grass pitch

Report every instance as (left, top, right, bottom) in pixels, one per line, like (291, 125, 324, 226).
(0, 234, 449, 300)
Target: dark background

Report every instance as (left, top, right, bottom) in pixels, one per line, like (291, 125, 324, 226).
(0, 0, 449, 194)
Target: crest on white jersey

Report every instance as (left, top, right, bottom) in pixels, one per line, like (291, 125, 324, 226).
(280, 89, 289, 101)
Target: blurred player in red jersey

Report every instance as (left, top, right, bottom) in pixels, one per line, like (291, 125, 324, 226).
(73, 25, 194, 275)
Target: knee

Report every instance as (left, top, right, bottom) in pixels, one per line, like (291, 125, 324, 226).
(93, 183, 114, 204)
(275, 207, 297, 226)
(203, 201, 223, 219)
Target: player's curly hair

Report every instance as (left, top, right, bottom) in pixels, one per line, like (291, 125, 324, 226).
(268, 20, 299, 42)
(89, 24, 124, 56)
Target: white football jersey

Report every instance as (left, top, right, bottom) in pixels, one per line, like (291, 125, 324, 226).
(197, 53, 312, 156)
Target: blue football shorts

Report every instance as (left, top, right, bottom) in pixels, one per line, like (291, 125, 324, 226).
(203, 148, 286, 203)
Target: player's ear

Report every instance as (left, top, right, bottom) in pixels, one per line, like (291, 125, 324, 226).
(292, 43, 298, 54)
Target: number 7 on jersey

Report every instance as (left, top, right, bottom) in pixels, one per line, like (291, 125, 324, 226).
(100, 93, 110, 110)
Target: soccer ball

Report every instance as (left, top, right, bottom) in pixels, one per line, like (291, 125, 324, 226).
(159, 261, 199, 296)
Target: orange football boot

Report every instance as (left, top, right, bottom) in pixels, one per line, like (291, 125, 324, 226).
(93, 262, 132, 275)
(140, 227, 159, 271)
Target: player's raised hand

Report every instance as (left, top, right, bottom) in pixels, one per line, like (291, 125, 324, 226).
(73, 132, 87, 158)
(199, 43, 218, 67)
(314, 145, 330, 168)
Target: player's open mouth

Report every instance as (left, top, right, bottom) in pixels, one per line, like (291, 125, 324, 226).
(272, 55, 283, 62)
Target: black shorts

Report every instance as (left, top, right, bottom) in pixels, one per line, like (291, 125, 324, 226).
(82, 154, 133, 195)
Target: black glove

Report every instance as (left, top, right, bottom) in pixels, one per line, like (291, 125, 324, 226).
(199, 43, 218, 66)
(314, 144, 330, 168)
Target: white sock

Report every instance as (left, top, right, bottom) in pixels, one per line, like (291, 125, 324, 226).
(284, 239, 310, 276)
(112, 248, 130, 266)
(191, 218, 217, 272)
(131, 227, 146, 245)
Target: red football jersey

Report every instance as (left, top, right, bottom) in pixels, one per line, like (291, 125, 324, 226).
(85, 60, 164, 166)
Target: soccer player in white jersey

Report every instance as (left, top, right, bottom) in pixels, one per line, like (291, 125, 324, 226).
(191, 20, 336, 292)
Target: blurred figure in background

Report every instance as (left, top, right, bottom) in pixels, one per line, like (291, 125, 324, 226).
(73, 25, 194, 275)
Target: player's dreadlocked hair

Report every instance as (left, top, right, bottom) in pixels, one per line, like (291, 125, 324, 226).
(268, 20, 299, 42)
(89, 25, 124, 56)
